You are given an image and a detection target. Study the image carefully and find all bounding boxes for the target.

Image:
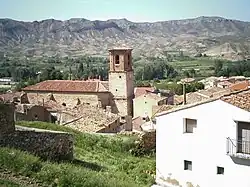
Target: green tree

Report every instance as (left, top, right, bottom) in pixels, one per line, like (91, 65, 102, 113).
(214, 60, 223, 76)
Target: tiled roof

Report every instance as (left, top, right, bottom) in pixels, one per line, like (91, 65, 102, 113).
(132, 116, 144, 131)
(152, 105, 175, 117)
(156, 88, 250, 117)
(22, 80, 109, 93)
(197, 87, 231, 98)
(221, 89, 250, 112)
(0, 92, 23, 102)
(134, 92, 166, 102)
(229, 81, 250, 92)
(134, 87, 155, 98)
(63, 104, 120, 133)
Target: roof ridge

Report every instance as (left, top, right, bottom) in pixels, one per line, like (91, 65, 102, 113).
(220, 87, 250, 98)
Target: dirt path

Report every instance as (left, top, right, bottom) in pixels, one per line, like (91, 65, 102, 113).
(0, 169, 45, 187)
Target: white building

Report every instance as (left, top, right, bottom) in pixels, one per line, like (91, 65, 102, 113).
(155, 89, 250, 187)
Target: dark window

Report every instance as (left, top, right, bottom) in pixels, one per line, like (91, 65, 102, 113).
(184, 160, 192, 171)
(62, 103, 66, 106)
(217, 167, 224, 175)
(183, 118, 197, 133)
(128, 54, 130, 66)
(34, 114, 38, 119)
(116, 89, 118, 91)
(119, 76, 121, 78)
(115, 55, 120, 64)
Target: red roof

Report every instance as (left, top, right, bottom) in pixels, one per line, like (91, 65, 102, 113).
(22, 80, 109, 93)
(229, 81, 250, 92)
(134, 87, 155, 98)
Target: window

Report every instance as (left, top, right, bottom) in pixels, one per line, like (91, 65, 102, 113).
(119, 76, 121, 78)
(116, 89, 118, 91)
(145, 101, 147, 104)
(183, 118, 197, 133)
(184, 160, 192, 171)
(128, 54, 130, 66)
(115, 55, 120, 64)
(62, 103, 66, 106)
(217, 167, 224, 175)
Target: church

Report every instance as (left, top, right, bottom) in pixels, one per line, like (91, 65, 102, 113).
(22, 48, 134, 118)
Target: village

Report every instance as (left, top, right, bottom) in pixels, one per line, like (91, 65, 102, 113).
(1, 48, 250, 187)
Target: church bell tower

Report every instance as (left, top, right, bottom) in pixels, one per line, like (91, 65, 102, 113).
(108, 48, 134, 117)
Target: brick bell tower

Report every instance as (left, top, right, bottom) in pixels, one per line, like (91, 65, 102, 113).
(108, 48, 134, 117)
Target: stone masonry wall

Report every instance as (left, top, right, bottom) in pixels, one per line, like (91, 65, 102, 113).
(0, 103, 74, 161)
(0, 103, 15, 135)
(26, 92, 110, 109)
(0, 130, 74, 161)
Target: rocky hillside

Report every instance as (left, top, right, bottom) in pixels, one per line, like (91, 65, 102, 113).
(1, 16, 250, 59)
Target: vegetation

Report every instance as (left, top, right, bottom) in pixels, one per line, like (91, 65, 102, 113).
(1, 53, 249, 93)
(214, 59, 250, 77)
(0, 121, 155, 187)
(0, 179, 23, 187)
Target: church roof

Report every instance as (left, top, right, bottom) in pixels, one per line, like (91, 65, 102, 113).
(22, 80, 109, 93)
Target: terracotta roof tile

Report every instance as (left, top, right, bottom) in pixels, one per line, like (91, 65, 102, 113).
(156, 88, 250, 117)
(134, 87, 155, 98)
(229, 81, 250, 92)
(63, 104, 120, 133)
(132, 116, 144, 131)
(221, 89, 250, 111)
(22, 80, 109, 93)
(0, 92, 24, 103)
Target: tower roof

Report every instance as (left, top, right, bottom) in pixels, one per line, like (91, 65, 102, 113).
(108, 47, 133, 51)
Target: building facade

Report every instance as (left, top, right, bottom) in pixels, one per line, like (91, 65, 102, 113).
(22, 48, 134, 121)
(108, 48, 134, 116)
(155, 90, 250, 187)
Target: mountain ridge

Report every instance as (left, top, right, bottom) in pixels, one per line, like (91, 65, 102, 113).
(1, 16, 250, 59)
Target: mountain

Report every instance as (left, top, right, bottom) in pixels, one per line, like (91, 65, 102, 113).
(1, 16, 250, 59)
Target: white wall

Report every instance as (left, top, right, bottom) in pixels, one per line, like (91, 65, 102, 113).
(156, 100, 250, 187)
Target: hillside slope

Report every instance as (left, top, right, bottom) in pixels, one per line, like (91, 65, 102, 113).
(1, 16, 250, 58)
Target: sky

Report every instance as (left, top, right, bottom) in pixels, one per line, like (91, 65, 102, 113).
(0, 0, 250, 22)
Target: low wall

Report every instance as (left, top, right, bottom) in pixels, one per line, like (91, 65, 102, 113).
(0, 129, 74, 161)
(0, 103, 15, 135)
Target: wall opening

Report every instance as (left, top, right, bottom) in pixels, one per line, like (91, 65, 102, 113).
(62, 103, 66, 107)
(183, 118, 197, 133)
(184, 160, 192, 171)
(128, 54, 130, 66)
(115, 55, 120, 64)
(217, 167, 224, 175)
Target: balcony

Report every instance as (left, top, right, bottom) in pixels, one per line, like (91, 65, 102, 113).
(227, 137, 250, 159)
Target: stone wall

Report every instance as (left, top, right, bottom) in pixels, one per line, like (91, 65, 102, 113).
(0, 129, 74, 161)
(26, 92, 111, 109)
(0, 103, 74, 161)
(0, 103, 15, 135)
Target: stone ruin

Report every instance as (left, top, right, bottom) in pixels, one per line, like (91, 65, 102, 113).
(0, 103, 74, 161)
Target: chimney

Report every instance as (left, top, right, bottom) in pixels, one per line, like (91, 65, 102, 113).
(183, 83, 187, 105)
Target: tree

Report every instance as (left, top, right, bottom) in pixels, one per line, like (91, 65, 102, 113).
(183, 70, 191, 78)
(189, 68, 196, 78)
(214, 60, 223, 76)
